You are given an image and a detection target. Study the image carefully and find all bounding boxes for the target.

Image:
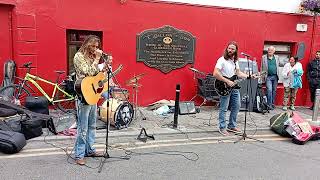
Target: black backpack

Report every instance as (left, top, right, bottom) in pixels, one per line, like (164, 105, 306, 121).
(254, 84, 269, 114)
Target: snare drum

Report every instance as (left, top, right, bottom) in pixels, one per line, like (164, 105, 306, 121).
(100, 98, 134, 129)
(111, 88, 129, 100)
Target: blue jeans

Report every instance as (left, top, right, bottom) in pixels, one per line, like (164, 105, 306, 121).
(74, 100, 97, 159)
(218, 89, 240, 130)
(101, 86, 114, 99)
(266, 75, 278, 107)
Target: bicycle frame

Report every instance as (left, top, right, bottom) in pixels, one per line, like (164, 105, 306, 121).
(21, 73, 75, 104)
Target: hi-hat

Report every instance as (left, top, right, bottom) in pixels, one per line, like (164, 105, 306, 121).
(189, 67, 205, 75)
(126, 73, 146, 85)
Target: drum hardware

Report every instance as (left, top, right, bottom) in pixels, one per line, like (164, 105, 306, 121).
(137, 127, 155, 142)
(126, 73, 147, 121)
(189, 67, 205, 76)
(111, 87, 129, 101)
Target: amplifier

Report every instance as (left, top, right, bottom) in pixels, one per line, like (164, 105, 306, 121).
(179, 101, 196, 115)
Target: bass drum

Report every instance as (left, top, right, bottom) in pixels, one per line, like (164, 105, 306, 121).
(100, 99, 134, 129)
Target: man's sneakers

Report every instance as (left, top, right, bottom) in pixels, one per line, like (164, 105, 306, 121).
(76, 151, 104, 165)
(76, 158, 85, 166)
(227, 127, 242, 134)
(86, 151, 104, 157)
(218, 128, 229, 136)
(219, 127, 242, 136)
(282, 106, 288, 111)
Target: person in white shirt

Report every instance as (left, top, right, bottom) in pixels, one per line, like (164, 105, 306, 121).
(281, 56, 303, 111)
(213, 41, 250, 136)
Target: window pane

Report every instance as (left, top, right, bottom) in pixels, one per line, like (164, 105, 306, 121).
(68, 45, 78, 74)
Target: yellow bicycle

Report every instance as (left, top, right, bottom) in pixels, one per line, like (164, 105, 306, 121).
(0, 62, 76, 114)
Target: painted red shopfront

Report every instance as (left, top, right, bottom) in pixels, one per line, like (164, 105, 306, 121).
(0, 0, 319, 106)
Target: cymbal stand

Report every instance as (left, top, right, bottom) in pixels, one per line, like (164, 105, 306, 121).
(130, 79, 146, 121)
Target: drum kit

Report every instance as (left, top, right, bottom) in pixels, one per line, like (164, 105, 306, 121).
(99, 73, 146, 129)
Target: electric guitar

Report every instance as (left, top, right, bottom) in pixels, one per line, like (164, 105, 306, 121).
(214, 72, 266, 96)
(74, 64, 123, 105)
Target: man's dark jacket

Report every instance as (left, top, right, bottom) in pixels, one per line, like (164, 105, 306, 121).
(307, 59, 320, 86)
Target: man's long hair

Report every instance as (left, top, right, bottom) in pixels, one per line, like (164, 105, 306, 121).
(223, 41, 238, 61)
(78, 35, 101, 58)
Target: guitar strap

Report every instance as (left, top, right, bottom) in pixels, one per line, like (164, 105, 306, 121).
(233, 59, 238, 79)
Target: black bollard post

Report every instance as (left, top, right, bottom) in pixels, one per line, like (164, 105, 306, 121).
(173, 84, 180, 128)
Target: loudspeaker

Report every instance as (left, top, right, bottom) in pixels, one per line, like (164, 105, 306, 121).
(238, 79, 258, 112)
(179, 101, 196, 115)
(237, 59, 259, 112)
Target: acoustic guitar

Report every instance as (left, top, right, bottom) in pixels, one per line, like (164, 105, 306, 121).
(214, 71, 266, 96)
(74, 64, 123, 105)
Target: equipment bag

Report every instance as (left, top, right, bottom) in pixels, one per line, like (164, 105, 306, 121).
(0, 115, 22, 132)
(254, 85, 268, 114)
(0, 107, 17, 117)
(25, 96, 49, 115)
(0, 100, 57, 135)
(270, 112, 291, 137)
(21, 117, 43, 140)
(0, 130, 26, 154)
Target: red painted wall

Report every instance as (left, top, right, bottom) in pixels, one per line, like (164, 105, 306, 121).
(0, 5, 13, 77)
(0, 0, 319, 106)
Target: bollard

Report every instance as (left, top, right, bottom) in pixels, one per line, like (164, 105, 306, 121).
(312, 89, 320, 121)
(173, 84, 180, 128)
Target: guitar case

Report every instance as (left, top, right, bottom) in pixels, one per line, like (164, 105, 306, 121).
(0, 130, 26, 154)
(285, 112, 320, 145)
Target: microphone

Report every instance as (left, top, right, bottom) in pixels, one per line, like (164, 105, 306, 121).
(101, 52, 110, 62)
(241, 52, 251, 57)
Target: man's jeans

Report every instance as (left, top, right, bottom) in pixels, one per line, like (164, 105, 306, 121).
(266, 75, 278, 107)
(74, 100, 97, 159)
(218, 89, 240, 130)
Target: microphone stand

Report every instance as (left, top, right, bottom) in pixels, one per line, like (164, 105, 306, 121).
(98, 56, 128, 173)
(235, 56, 264, 143)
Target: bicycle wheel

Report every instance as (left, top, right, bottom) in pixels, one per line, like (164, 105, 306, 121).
(0, 84, 31, 106)
(55, 83, 76, 114)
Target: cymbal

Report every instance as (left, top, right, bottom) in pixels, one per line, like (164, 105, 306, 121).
(189, 67, 205, 75)
(126, 73, 146, 85)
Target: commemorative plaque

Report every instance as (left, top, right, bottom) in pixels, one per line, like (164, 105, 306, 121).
(137, 25, 196, 73)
